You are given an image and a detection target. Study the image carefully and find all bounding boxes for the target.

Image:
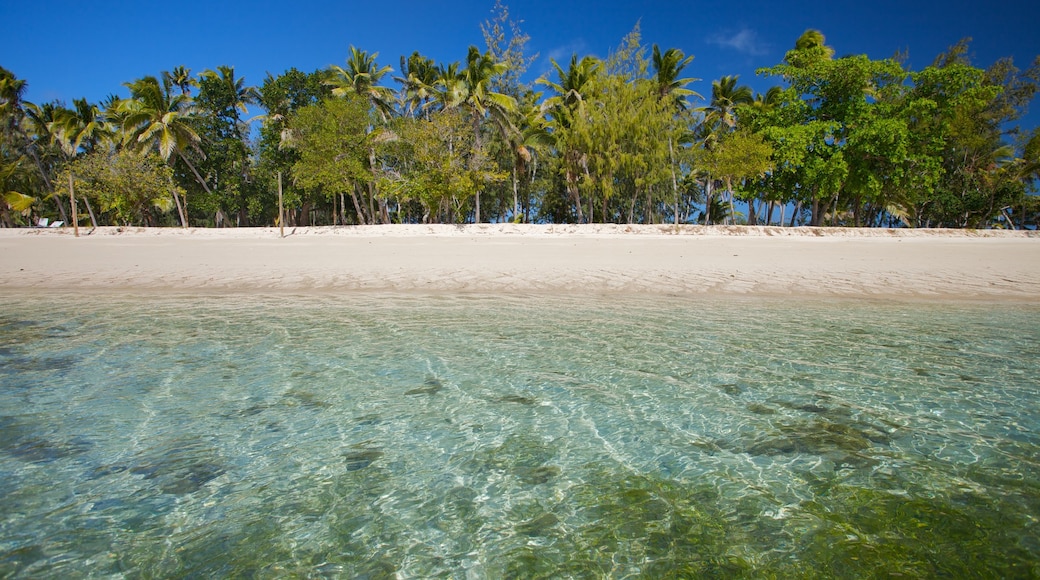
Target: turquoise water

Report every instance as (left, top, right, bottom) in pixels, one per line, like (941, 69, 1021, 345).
(1, 293, 1038, 578)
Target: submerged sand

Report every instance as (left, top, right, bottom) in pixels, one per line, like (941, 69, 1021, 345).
(1, 224, 1038, 300)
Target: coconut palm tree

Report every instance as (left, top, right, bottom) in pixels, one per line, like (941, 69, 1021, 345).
(436, 46, 518, 222)
(395, 52, 439, 119)
(164, 66, 198, 96)
(702, 76, 754, 133)
(651, 46, 701, 226)
(50, 98, 114, 229)
(539, 54, 601, 116)
(651, 45, 701, 111)
(538, 54, 602, 223)
(328, 46, 396, 121)
(199, 66, 258, 120)
(118, 74, 211, 227)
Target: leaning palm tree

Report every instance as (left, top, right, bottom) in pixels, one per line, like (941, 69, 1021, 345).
(118, 74, 211, 227)
(327, 46, 396, 121)
(50, 98, 114, 229)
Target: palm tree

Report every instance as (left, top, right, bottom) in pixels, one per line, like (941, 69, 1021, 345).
(695, 76, 754, 224)
(702, 76, 754, 133)
(1, 68, 66, 222)
(51, 98, 114, 230)
(437, 46, 518, 222)
(786, 29, 835, 69)
(164, 66, 198, 96)
(199, 66, 258, 120)
(23, 101, 69, 223)
(395, 52, 439, 119)
(118, 74, 210, 227)
(506, 95, 553, 221)
(651, 45, 701, 110)
(651, 45, 701, 226)
(328, 46, 396, 121)
(538, 54, 602, 223)
(539, 54, 601, 116)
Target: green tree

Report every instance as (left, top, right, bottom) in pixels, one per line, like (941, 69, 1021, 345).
(57, 150, 179, 225)
(436, 46, 518, 222)
(328, 47, 396, 121)
(195, 65, 259, 225)
(286, 96, 372, 224)
(256, 68, 331, 225)
(117, 74, 210, 226)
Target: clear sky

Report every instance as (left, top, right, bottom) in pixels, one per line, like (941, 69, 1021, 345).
(4, 0, 1039, 131)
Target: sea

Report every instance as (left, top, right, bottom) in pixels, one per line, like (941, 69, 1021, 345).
(1, 292, 1038, 577)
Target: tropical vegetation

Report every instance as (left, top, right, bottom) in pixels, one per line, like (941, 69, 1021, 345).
(2, 3, 1038, 229)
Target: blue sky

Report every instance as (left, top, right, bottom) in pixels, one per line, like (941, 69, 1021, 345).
(4, 0, 1039, 131)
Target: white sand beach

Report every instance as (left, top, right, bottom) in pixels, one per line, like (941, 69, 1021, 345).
(1, 224, 1038, 300)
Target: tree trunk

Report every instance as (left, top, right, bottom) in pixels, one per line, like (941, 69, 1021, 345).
(69, 172, 79, 237)
(176, 150, 223, 228)
(668, 135, 679, 231)
(726, 177, 736, 226)
(350, 183, 366, 225)
(512, 166, 519, 222)
(703, 178, 713, 225)
(167, 174, 187, 228)
(789, 201, 801, 227)
(83, 195, 98, 230)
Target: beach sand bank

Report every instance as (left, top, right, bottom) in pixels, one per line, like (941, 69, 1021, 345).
(2, 225, 1037, 300)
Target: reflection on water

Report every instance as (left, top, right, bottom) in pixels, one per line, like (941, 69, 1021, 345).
(1, 293, 1038, 577)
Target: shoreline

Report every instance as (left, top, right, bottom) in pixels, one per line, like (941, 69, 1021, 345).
(2, 225, 1038, 300)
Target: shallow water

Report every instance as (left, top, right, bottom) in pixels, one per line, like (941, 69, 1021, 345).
(1, 293, 1038, 578)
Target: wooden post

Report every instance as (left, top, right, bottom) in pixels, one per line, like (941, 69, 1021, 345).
(69, 171, 79, 238)
(277, 171, 284, 238)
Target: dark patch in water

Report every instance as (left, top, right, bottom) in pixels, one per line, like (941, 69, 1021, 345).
(497, 395, 537, 405)
(129, 438, 227, 495)
(344, 449, 384, 471)
(733, 418, 891, 468)
(517, 465, 561, 485)
(516, 513, 560, 536)
(747, 403, 776, 415)
(355, 414, 382, 426)
(3, 354, 80, 374)
(284, 390, 332, 409)
(405, 377, 443, 396)
(7, 436, 91, 463)
(719, 383, 746, 396)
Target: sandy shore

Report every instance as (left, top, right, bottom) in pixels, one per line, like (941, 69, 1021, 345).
(2, 224, 1038, 300)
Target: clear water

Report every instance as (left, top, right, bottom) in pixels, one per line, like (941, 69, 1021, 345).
(1, 292, 1038, 578)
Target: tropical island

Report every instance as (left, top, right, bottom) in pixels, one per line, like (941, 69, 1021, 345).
(1, 4, 1038, 231)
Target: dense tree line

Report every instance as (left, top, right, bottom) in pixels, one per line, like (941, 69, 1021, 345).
(2, 4, 1039, 229)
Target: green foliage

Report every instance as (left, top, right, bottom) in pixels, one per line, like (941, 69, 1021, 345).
(288, 96, 372, 201)
(58, 150, 179, 225)
(384, 109, 506, 223)
(4, 16, 1039, 228)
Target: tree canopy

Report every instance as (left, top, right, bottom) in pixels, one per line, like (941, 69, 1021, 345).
(2, 11, 1038, 229)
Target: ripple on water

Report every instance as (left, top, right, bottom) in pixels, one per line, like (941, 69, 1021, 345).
(0, 293, 1037, 577)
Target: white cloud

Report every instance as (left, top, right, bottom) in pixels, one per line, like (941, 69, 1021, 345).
(707, 28, 769, 56)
